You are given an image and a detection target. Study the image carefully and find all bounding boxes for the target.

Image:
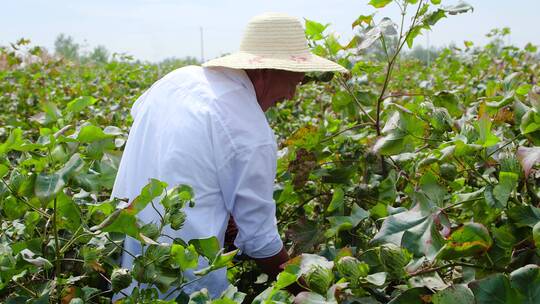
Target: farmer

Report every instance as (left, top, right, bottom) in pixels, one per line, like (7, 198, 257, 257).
(111, 12, 347, 299)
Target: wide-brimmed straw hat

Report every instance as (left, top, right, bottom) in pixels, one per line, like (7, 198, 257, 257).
(202, 12, 348, 73)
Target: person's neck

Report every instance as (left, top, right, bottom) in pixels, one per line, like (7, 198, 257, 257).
(245, 69, 271, 111)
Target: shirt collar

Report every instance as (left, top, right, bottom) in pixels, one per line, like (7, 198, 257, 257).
(219, 67, 256, 97)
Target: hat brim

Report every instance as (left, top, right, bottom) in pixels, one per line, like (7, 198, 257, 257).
(202, 52, 348, 73)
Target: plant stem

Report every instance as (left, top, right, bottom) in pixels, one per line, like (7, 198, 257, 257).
(320, 122, 372, 142)
(103, 232, 137, 259)
(1, 179, 50, 219)
(441, 197, 483, 212)
(486, 134, 521, 158)
(453, 156, 493, 186)
(375, 0, 424, 136)
(98, 272, 129, 298)
(336, 76, 377, 125)
(53, 196, 61, 304)
(408, 261, 507, 278)
(12, 280, 39, 298)
(382, 92, 431, 100)
(164, 276, 204, 299)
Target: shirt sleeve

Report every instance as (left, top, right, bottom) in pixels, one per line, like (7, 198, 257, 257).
(217, 144, 283, 259)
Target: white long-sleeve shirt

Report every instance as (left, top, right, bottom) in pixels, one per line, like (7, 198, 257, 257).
(111, 66, 283, 299)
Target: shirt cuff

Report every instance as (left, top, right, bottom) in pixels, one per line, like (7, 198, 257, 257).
(235, 232, 283, 259)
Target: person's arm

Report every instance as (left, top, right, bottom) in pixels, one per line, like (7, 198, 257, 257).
(217, 144, 284, 262)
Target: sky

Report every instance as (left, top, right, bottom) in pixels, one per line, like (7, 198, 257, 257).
(2, 0, 539, 62)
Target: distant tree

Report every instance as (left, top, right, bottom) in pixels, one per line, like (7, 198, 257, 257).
(158, 56, 200, 73)
(87, 45, 109, 63)
(54, 34, 80, 61)
(407, 45, 441, 64)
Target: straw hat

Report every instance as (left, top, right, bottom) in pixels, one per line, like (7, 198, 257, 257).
(202, 12, 348, 73)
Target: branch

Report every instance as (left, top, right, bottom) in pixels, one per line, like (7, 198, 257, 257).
(1, 179, 50, 219)
(407, 261, 507, 278)
(320, 122, 372, 143)
(381, 92, 431, 100)
(375, 0, 424, 136)
(336, 76, 377, 125)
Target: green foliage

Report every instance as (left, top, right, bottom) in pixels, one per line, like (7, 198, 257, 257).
(1, 0, 540, 302)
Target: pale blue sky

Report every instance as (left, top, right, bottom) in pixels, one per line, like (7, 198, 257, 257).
(2, 0, 539, 62)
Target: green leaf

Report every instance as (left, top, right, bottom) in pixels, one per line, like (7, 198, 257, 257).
(509, 265, 540, 304)
(275, 271, 298, 290)
(43, 102, 62, 124)
(304, 19, 328, 41)
(170, 244, 199, 270)
(493, 171, 518, 208)
(0, 129, 23, 155)
(432, 285, 475, 304)
(424, 10, 447, 26)
(189, 236, 221, 260)
(475, 115, 500, 147)
(520, 110, 540, 134)
(388, 287, 431, 304)
(469, 274, 520, 304)
(352, 14, 374, 28)
(406, 26, 423, 48)
(325, 34, 342, 55)
(327, 187, 344, 212)
(219, 286, 246, 303)
(55, 191, 81, 231)
(34, 173, 64, 202)
(66, 96, 97, 113)
(533, 222, 540, 249)
(363, 272, 387, 286)
(0, 128, 40, 155)
(34, 154, 84, 202)
(420, 171, 446, 207)
(378, 170, 397, 203)
(375, 111, 425, 155)
(507, 205, 540, 227)
(484, 185, 501, 209)
(516, 84, 532, 96)
(325, 204, 369, 237)
(373, 130, 408, 155)
(437, 222, 493, 260)
(101, 210, 139, 238)
(0, 164, 9, 178)
(368, 0, 393, 8)
(433, 91, 462, 117)
(331, 91, 353, 112)
(194, 248, 238, 276)
(76, 125, 113, 143)
(372, 207, 445, 259)
(58, 153, 85, 180)
(127, 178, 167, 214)
(210, 248, 238, 270)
